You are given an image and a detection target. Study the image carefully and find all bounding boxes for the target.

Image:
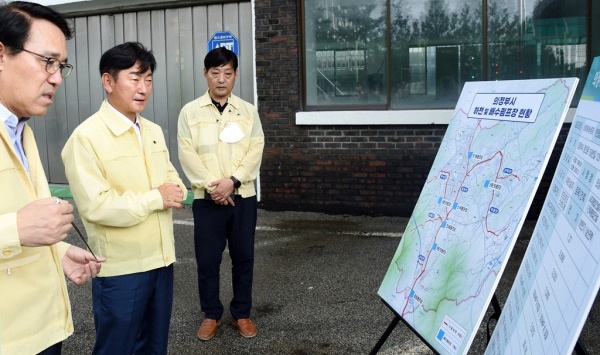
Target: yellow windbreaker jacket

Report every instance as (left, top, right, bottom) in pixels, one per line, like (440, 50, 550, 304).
(61, 101, 186, 277)
(0, 123, 73, 355)
(177, 91, 264, 199)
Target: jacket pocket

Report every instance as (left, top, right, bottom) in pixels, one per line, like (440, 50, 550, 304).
(0, 253, 41, 270)
(0, 157, 18, 172)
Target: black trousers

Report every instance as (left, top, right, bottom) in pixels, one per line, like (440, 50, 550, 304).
(192, 195, 257, 320)
(38, 342, 62, 355)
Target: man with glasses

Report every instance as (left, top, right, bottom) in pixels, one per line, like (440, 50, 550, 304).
(0, 2, 104, 355)
(62, 41, 186, 354)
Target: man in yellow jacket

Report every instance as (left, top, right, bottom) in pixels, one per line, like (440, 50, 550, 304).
(178, 47, 264, 341)
(62, 41, 186, 354)
(0, 2, 104, 354)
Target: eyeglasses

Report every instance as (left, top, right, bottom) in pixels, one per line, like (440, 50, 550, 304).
(15, 47, 73, 78)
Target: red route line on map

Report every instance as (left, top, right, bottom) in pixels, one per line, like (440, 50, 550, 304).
(399, 80, 571, 317)
(401, 119, 512, 316)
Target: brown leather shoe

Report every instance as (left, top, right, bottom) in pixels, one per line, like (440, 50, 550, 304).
(197, 318, 221, 341)
(232, 317, 257, 338)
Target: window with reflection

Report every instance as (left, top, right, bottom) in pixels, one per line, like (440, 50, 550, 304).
(304, 0, 387, 108)
(302, 0, 589, 111)
(487, 0, 587, 99)
(390, 0, 483, 109)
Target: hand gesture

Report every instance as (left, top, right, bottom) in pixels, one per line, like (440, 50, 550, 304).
(62, 245, 105, 285)
(158, 183, 184, 209)
(17, 198, 74, 247)
(208, 178, 235, 206)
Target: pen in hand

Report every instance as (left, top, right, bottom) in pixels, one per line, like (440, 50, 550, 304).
(71, 222, 99, 263)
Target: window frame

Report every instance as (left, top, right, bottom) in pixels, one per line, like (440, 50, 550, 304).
(299, 0, 592, 118)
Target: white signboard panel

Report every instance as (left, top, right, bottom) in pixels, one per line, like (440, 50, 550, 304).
(486, 58, 600, 355)
(378, 78, 579, 355)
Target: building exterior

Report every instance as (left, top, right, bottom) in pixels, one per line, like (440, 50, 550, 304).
(41, 0, 599, 216)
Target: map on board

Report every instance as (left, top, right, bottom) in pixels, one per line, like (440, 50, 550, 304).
(378, 78, 579, 355)
(486, 58, 600, 355)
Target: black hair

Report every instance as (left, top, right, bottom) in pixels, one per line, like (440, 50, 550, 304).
(0, 1, 72, 53)
(99, 41, 156, 79)
(204, 47, 238, 71)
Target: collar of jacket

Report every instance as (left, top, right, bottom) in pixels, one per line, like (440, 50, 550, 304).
(98, 100, 145, 136)
(199, 90, 241, 110)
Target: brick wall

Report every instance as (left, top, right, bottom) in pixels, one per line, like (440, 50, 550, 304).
(254, 0, 567, 217)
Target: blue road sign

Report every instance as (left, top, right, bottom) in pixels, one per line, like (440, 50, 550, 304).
(208, 31, 239, 57)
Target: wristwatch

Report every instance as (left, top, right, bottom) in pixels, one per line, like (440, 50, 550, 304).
(230, 176, 242, 189)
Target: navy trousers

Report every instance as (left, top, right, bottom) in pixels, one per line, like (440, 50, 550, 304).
(91, 265, 174, 355)
(193, 195, 257, 320)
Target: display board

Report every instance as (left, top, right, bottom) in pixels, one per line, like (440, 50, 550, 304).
(378, 78, 579, 355)
(485, 58, 600, 355)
